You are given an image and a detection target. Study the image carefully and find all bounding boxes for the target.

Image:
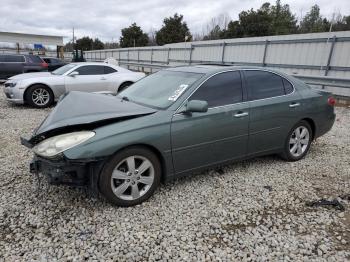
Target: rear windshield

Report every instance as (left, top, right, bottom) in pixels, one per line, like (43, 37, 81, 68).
(27, 55, 43, 63)
(0, 55, 25, 62)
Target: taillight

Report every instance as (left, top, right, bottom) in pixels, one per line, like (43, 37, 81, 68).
(328, 97, 336, 106)
(41, 62, 48, 68)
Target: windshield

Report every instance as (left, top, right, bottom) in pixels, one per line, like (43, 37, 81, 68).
(119, 70, 204, 109)
(52, 64, 76, 75)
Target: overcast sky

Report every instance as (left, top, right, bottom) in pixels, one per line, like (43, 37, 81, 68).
(0, 0, 349, 43)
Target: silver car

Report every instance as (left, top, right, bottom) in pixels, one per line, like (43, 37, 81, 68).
(3, 62, 145, 108)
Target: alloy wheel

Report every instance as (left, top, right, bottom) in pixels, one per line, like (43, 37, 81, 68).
(32, 88, 50, 106)
(110, 155, 155, 201)
(289, 126, 310, 157)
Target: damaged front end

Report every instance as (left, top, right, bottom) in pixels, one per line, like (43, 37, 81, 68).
(21, 91, 157, 191)
(28, 154, 105, 193)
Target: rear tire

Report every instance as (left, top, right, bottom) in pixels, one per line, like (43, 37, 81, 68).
(25, 85, 54, 108)
(99, 147, 161, 207)
(280, 120, 312, 161)
(118, 82, 133, 93)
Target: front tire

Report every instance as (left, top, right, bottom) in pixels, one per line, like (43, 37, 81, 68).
(25, 85, 54, 108)
(99, 147, 161, 206)
(280, 120, 312, 161)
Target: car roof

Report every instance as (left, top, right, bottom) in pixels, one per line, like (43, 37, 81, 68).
(69, 62, 130, 72)
(70, 62, 115, 66)
(165, 64, 289, 76)
(0, 54, 24, 56)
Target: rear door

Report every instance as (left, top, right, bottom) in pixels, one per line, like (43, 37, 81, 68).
(243, 70, 302, 155)
(171, 71, 250, 174)
(64, 65, 107, 92)
(3, 55, 25, 78)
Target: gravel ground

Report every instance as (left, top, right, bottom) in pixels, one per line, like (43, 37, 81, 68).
(0, 88, 349, 261)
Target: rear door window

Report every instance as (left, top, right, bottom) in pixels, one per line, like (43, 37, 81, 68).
(27, 55, 43, 63)
(283, 78, 294, 94)
(244, 70, 285, 100)
(104, 66, 117, 74)
(189, 71, 243, 108)
(4, 55, 25, 62)
(0, 55, 5, 62)
(75, 65, 105, 75)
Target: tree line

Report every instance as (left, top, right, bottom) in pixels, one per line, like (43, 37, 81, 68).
(66, 1, 350, 51)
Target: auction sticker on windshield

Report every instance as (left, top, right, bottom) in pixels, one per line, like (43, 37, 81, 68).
(168, 84, 189, 101)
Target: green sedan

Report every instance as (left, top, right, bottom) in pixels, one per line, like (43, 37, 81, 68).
(22, 65, 336, 206)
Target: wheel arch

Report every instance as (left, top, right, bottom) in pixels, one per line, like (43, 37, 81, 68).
(23, 83, 54, 102)
(117, 81, 134, 92)
(300, 117, 316, 140)
(106, 143, 167, 182)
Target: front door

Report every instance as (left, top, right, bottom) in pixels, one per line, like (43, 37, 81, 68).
(171, 71, 250, 175)
(65, 65, 107, 92)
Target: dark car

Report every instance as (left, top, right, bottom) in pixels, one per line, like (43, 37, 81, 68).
(41, 57, 67, 71)
(21, 66, 336, 207)
(0, 54, 48, 80)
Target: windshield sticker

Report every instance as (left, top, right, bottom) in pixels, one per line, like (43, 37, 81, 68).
(168, 84, 189, 101)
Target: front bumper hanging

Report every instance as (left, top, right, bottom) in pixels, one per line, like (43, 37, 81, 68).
(29, 155, 105, 192)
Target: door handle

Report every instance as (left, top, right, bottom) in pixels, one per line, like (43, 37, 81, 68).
(100, 77, 107, 80)
(234, 112, 249, 118)
(289, 102, 300, 108)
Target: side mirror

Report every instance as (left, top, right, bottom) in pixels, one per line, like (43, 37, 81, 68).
(69, 71, 79, 77)
(184, 100, 208, 113)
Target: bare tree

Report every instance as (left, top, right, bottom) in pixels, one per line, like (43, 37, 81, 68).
(202, 13, 231, 40)
(148, 27, 157, 46)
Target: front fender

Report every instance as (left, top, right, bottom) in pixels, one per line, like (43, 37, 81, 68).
(21, 79, 66, 100)
(63, 116, 174, 175)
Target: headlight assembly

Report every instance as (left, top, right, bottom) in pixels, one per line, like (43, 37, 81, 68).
(5, 82, 17, 87)
(33, 131, 95, 158)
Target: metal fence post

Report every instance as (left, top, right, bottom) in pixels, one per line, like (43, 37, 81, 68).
(137, 49, 140, 71)
(325, 36, 336, 76)
(127, 49, 130, 69)
(262, 40, 269, 66)
(167, 48, 170, 64)
(189, 44, 193, 65)
(150, 49, 153, 64)
(221, 42, 226, 64)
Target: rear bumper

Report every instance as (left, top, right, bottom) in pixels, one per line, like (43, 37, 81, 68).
(315, 112, 336, 138)
(30, 155, 105, 192)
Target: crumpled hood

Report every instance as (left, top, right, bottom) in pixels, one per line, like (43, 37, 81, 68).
(9, 72, 52, 80)
(32, 91, 157, 140)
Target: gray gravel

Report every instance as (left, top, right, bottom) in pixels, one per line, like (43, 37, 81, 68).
(0, 88, 349, 261)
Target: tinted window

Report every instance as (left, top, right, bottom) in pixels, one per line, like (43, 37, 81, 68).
(75, 65, 104, 75)
(43, 58, 51, 63)
(189, 71, 242, 107)
(283, 78, 293, 94)
(50, 58, 61, 63)
(0, 55, 5, 62)
(5, 55, 25, 62)
(245, 70, 285, 100)
(104, 66, 117, 74)
(27, 55, 43, 63)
